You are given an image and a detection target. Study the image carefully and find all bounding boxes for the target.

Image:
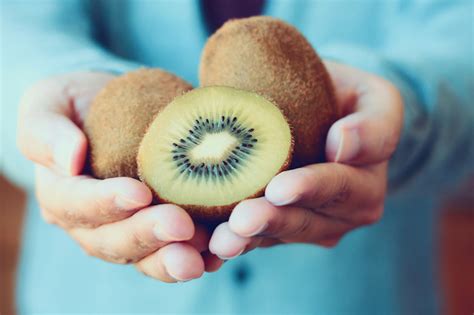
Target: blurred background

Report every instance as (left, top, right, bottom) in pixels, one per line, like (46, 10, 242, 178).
(1, 1, 473, 314)
(1, 176, 472, 314)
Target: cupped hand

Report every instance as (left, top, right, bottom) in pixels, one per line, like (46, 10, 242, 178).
(17, 72, 223, 282)
(209, 61, 404, 259)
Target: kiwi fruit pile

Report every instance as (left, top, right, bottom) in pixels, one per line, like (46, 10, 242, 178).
(84, 17, 336, 221)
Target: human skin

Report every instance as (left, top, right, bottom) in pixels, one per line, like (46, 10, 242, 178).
(17, 61, 403, 281)
(208, 61, 403, 259)
(17, 72, 223, 282)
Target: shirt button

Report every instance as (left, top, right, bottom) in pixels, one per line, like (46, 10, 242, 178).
(233, 263, 251, 285)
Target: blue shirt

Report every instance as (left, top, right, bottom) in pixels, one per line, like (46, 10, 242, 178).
(1, 0, 473, 314)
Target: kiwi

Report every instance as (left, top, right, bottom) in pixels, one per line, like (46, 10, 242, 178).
(84, 68, 192, 178)
(200, 16, 337, 166)
(137, 86, 293, 221)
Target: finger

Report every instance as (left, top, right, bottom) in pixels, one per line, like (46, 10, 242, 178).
(18, 112, 87, 176)
(325, 63, 403, 165)
(228, 198, 349, 244)
(35, 165, 152, 228)
(18, 80, 86, 175)
(17, 73, 114, 175)
(209, 222, 252, 260)
(209, 223, 269, 259)
(70, 204, 194, 264)
(186, 224, 211, 253)
(322, 61, 359, 117)
(265, 163, 385, 224)
(136, 243, 205, 282)
(202, 251, 224, 273)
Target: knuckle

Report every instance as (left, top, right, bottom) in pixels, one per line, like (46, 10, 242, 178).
(92, 196, 121, 221)
(329, 168, 351, 207)
(312, 167, 351, 210)
(335, 166, 351, 196)
(131, 229, 154, 252)
(97, 227, 154, 265)
(73, 230, 134, 264)
(90, 242, 135, 264)
(61, 208, 96, 228)
(298, 167, 327, 203)
(293, 210, 313, 237)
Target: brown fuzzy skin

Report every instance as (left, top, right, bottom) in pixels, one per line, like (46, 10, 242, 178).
(137, 86, 295, 223)
(84, 68, 192, 179)
(200, 16, 338, 167)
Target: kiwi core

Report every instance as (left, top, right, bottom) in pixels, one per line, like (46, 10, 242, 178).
(171, 114, 259, 179)
(189, 132, 238, 164)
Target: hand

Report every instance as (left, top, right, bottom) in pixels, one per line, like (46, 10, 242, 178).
(17, 72, 223, 282)
(209, 61, 403, 259)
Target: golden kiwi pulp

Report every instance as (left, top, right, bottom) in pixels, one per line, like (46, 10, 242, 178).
(137, 86, 293, 221)
(84, 68, 192, 178)
(200, 16, 337, 166)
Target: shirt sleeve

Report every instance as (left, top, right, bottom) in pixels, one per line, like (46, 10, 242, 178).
(319, 1, 474, 195)
(1, 0, 141, 189)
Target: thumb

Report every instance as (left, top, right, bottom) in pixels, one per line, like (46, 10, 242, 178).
(17, 79, 87, 176)
(326, 78, 403, 165)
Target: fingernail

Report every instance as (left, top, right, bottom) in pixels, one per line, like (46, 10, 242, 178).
(217, 247, 245, 260)
(267, 193, 299, 207)
(165, 267, 194, 282)
(53, 139, 77, 175)
(153, 223, 189, 242)
(333, 127, 360, 162)
(265, 172, 301, 206)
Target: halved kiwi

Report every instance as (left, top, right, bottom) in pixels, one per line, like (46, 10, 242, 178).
(137, 86, 293, 221)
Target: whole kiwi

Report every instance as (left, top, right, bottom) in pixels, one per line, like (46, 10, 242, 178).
(84, 68, 192, 178)
(200, 16, 337, 166)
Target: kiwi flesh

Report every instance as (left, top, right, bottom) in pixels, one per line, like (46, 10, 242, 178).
(200, 16, 337, 167)
(84, 68, 192, 178)
(137, 86, 293, 221)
